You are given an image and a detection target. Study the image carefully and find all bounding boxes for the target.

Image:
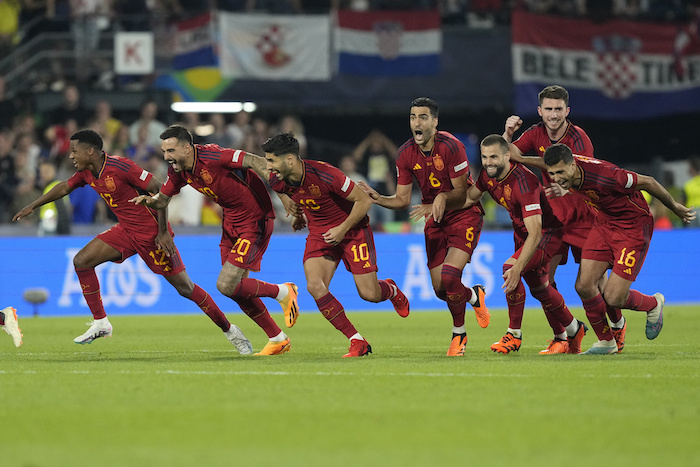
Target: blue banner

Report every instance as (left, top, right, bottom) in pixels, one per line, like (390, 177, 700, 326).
(1, 230, 698, 318)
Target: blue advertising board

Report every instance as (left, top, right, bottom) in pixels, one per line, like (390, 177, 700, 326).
(1, 230, 698, 318)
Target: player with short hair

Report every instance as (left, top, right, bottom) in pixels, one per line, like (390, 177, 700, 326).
(13, 129, 253, 353)
(448, 135, 587, 354)
(543, 144, 695, 354)
(243, 131, 409, 357)
(1, 306, 22, 347)
(504, 84, 628, 350)
(130, 125, 299, 356)
(358, 97, 488, 357)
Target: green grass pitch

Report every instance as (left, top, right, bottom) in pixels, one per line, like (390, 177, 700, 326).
(1, 306, 699, 467)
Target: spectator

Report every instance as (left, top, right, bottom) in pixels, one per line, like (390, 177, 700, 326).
(0, 0, 21, 57)
(206, 113, 235, 148)
(278, 114, 307, 156)
(47, 83, 90, 127)
(339, 154, 368, 184)
(351, 129, 398, 229)
(89, 99, 122, 144)
(45, 117, 78, 164)
(125, 123, 159, 167)
(69, 184, 105, 224)
(0, 130, 19, 222)
(0, 76, 17, 131)
(226, 110, 251, 147)
(70, 0, 112, 85)
(37, 160, 71, 235)
(129, 99, 167, 147)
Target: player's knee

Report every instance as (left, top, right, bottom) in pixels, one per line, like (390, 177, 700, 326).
(574, 280, 597, 299)
(73, 251, 88, 270)
(306, 280, 328, 300)
(602, 291, 626, 309)
(216, 278, 237, 298)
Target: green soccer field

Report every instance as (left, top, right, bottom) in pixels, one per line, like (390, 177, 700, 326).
(1, 306, 699, 467)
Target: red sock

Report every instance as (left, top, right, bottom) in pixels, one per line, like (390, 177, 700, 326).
(234, 297, 281, 338)
(315, 293, 357, 338)
(582, 293, 613, 340)
(190, 284, 230, 331)
(377, 280, 394, 301)
(606, 305, 623, 323)
(506, 280, 527, 330)
(531, 285, 570, 335)
(442, 264, 472, 328)
(233, 278, 280, 299)
(75, 268, 106, 320)
(624, 290, 658, 312)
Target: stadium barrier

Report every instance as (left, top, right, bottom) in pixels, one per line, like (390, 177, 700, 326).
(1, 230, 697, 317)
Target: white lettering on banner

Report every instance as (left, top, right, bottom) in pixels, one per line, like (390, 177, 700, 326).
(401, 243, 496, 303)
(58, 248, 161, 308)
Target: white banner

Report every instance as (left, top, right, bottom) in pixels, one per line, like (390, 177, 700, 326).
(114, 32, 154, 75)
(218, 12, 331, 81)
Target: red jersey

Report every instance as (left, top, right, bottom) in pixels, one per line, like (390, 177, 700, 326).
(476, 162, 562, 244)
(396, 130, 484, 215)
(269, 159, 368, 236)
(570, 155, 652, 229)
(67, 154, 159, 236)
(514, 120, 595, 226)
(161, 144, 274, 225)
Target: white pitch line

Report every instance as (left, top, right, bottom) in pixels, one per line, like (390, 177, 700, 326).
(0, 369, 698, 378)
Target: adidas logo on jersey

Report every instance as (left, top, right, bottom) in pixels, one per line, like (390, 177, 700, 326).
(413, 163, 422, 170)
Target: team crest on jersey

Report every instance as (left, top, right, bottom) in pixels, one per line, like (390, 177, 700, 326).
(309, 184, 321, 197)
(433, 154, 444, 171)
(104, 176, 116, 192)
(585, 190, 600, 201)
(503, 185, 512, 202)
(201, 169, 213, 184)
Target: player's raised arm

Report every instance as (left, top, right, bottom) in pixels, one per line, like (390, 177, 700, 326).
(13, 180, 73, 221)
(503, 115, 523, 143)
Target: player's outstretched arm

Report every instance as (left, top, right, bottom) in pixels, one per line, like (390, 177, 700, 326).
(13, 180, 73, 221)
(277, 192, 302, 219)
(637, 174, 697, 223)
(130, 191, 171, 209)
(357, 181, 412, 210)
(241, 152, 271, 180)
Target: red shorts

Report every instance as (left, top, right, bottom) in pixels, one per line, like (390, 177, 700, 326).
(512, 229, 563, 279)
(220, 216, 273, 272)
(556, 222, 591, 264)
(424, 210, 483, 270)
(97, 224, 185, 277)
(303, 225, 378, 275)
(582, 220, 653, 281)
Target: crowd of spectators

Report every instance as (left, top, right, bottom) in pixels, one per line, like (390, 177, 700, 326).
(3, 80, 695, 236)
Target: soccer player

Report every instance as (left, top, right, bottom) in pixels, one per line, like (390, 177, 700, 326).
(452, 135, 587, 354)
(243, 131, 409, 357)
(358, 97, 488, 357)
(1, 306, 22, 348)
(13, 130, 253, 354)
(130, 125, 299, 356)
(543, 144, 696, 354)
(504, 85, 627, 350)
